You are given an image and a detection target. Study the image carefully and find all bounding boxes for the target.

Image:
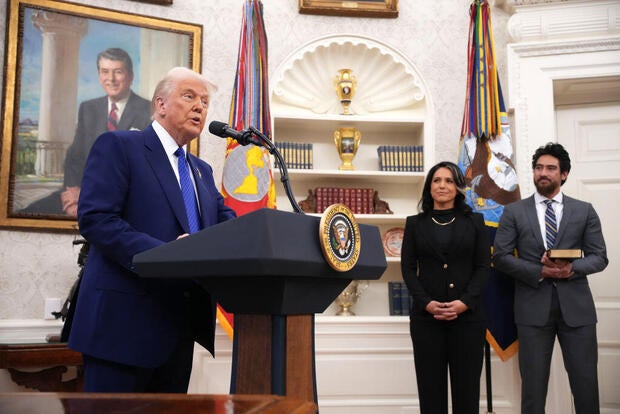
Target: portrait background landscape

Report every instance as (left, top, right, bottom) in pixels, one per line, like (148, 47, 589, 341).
(0, 0, 202, 232)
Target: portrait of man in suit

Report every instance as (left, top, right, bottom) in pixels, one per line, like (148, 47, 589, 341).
(494, 142, 608, 414)
(4, 6, 198, 231)
(21, 47, 151, 217)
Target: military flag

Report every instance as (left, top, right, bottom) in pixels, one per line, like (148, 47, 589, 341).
(217, 0, 276, 339)
(457, 0, 520, 361)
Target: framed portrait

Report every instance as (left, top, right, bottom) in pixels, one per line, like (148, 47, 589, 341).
(0, 0, 202, 231)
(298, 0, 398, 18)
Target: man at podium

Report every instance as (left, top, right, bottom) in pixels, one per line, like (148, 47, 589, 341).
(68, 67, 236, 393)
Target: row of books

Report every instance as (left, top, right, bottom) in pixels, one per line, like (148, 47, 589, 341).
(377, 145, 424, 172)
(388, 282, 412, 316)
(315, 187, 376, 214)
(274, 142, 313, 169)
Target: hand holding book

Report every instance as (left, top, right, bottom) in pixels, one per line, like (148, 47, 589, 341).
(547, 249, 583, 261)
(540, 251, 575, 280)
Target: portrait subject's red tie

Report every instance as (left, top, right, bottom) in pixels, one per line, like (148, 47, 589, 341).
(107, 102, 118, 131)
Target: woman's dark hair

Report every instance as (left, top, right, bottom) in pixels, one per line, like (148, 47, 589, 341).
(531, 142, 571, 185)
(418, 161, 472, 215)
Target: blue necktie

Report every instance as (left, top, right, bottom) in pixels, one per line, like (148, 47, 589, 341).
(175, 147, 201, 234)
(544, 199, 557, 249)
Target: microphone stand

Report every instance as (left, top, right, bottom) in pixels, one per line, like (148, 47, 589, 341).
(247, 126, 304, 214)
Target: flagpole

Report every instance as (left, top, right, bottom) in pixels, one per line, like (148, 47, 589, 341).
(485, 340, 494, 413)
(459, 2, 521, 412)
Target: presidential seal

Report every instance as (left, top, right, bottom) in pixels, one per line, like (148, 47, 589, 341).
(319, 204, 361, 272)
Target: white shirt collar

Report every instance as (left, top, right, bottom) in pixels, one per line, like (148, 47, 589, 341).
(535, 191, 563, 205)
(152, 120, 187, 157)
(109, 94, 130, 117)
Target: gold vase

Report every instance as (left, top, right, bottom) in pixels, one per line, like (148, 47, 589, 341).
(335, 280, 368, 316)
(334, 68, 357, 115)
(334, 127, 361, 170)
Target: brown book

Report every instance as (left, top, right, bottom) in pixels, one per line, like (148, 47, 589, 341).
(315, 187, 324, 213)
(355, 188, 363, 214)
(344, 188, 352, 211)
(547, 249, 583, 261)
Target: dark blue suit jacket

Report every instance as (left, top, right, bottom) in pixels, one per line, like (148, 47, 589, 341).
(68, 124, 236, 368)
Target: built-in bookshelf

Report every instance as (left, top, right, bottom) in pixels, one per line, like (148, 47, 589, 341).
(270, 35, 433, 316)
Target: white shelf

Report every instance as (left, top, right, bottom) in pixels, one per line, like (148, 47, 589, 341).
(305, 213, 408, 226)
(274, 113, 425, 134)
(275, 168, 424, 185)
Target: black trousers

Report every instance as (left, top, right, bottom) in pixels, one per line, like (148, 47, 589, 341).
(410, 317, 486, 414)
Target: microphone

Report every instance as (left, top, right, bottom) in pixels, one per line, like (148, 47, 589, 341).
(208, 121, 261, 146)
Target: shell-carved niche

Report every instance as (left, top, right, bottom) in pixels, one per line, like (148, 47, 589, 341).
(272, 35, 426, 116)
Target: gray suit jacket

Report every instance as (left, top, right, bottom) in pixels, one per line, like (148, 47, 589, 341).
(63, 91, 152, 187)
(494, 194, 608, 327)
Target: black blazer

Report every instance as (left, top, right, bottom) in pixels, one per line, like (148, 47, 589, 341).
(401, 211, 490, 321)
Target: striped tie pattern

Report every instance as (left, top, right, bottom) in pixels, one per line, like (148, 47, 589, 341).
(107, 102, 118, 131)
(175, 147, 201, 234)
(544, 199, 557, 249)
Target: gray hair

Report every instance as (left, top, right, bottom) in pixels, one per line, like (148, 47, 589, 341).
(151, 67, 217, 114)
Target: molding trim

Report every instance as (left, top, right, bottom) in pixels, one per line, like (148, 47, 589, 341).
(507, 33, 620, 195)
(0, 319, 63, 343)
(509, 36, 620, 57)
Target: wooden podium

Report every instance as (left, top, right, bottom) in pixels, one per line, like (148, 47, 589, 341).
(133, 208, 387, 405)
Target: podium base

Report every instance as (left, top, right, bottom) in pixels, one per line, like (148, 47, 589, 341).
(231, 314, 317, 405)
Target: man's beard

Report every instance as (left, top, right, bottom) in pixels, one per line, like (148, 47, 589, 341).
(535, 178, 558, 197)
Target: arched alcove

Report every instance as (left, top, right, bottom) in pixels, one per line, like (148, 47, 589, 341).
(271, 34, 433, 121)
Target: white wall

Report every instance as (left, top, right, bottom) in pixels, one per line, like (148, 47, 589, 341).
(2, 2, 619, 412)
(0, 0, 508, 320)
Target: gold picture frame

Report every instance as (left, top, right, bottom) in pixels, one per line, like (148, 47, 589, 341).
(0, 0, 202, 231)
(129, 0, 173, 5)
(299, 0, 398, 18)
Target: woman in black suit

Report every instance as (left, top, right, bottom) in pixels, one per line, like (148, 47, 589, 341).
(401, 161, 490, 414)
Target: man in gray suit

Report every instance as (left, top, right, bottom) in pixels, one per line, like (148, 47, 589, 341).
(494, 142, 608, 414)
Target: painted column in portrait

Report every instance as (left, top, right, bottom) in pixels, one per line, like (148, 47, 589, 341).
(32, 11, 87, 177)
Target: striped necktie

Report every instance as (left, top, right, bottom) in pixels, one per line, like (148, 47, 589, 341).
(544, 199, 557, 249)
(175, 147, 201, 233)
(107, 102, 118, 131)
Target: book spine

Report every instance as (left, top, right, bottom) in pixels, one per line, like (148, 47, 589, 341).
(344, 188, 352, 211)
(316, 187, 324, 213)
(388, 282, 403, 316)
(400, 283, 411, 316)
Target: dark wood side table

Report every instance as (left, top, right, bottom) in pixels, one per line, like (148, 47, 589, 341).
(0, 392, 317, 413)
(0, 342, 83, 392)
